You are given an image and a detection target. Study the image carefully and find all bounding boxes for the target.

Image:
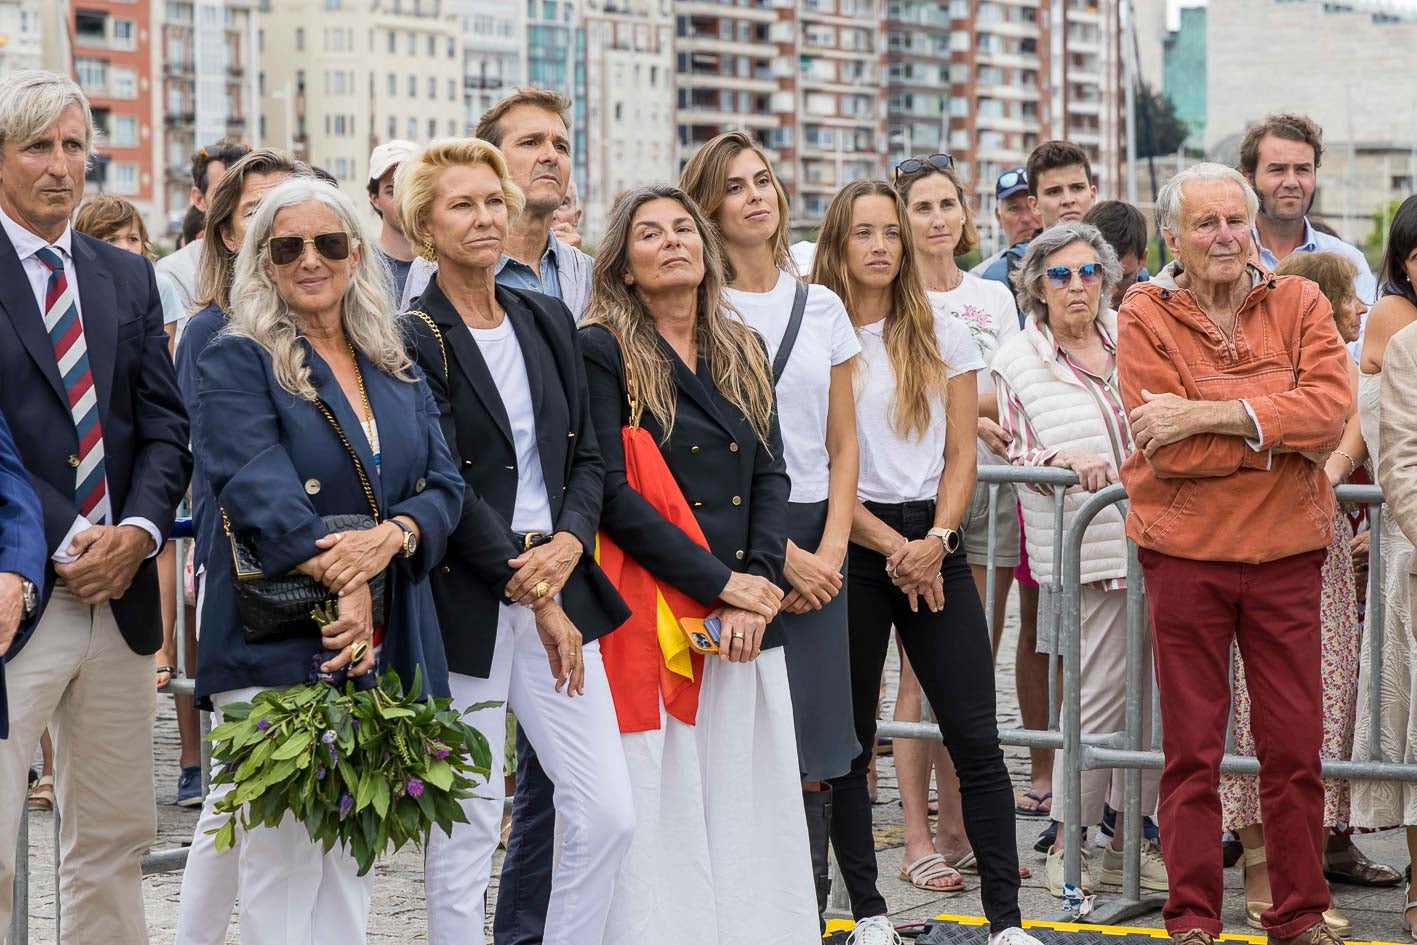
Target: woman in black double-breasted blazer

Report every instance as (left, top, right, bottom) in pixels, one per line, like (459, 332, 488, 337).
(394, 138, 633, 945)
(578, 184, 819, 944)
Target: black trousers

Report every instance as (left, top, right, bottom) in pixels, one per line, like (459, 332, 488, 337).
(827, 499, 1022, 931)
(492, 726, 553, 945)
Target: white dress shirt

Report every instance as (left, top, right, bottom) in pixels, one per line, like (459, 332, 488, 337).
(0, 205, 161, 561)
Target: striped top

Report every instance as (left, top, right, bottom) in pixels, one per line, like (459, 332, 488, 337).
(996, 320, 1132, 591)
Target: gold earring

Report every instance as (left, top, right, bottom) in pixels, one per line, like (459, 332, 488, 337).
(420, 238, 437, 263)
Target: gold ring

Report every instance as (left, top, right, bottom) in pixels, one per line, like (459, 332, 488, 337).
(732, 630, 745, 640)
(535, 581, 551, 599)
(350, 640, 369, 664)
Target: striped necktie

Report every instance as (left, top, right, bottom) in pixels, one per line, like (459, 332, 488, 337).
(35, 246, 107, 525)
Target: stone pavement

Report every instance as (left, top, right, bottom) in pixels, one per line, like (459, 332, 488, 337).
(14, 588, 1415, 943)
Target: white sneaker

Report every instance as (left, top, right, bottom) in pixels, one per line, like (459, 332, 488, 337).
(989, 928, 1046, 945)
(1100, 840, 1169, 891)
(847, 916, 902, 945)
(1046, 846, 1098, 896)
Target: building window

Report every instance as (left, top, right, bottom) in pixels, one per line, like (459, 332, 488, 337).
(448, 78, 456, 100)
(407, 117, 417, 139)
(448, 119, 458, 135)
(110, 67, 137, 99)
(387, 30, 395, 53)
(296, 28, 304, 51)
(388, 73, 397, 96)
(75, 57, 107, 92)
(408, 75, 416, 96)
(427, 118, 436, 139)
(406, 32, 415, 55)
(326, 0, 340, 8)
(427, 77, 436, 98)
(111, 19, 136, 50)
(111, 115, 138, 148)
(388, 116, 398, 139)
(109, 162, 139, 195)
(427, 35, 435, 56)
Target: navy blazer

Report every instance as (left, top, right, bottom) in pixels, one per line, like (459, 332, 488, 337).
(402, 281, 629, 678)
(0, 226, 190, 655)
(173, 302, 228, 571)
(0, 411, 45, 738)
(192, 332, 463, 703)
(580, 325, 791, 649)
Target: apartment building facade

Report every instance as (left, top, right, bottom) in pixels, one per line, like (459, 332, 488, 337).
(160, 0, 259, 231)
(581, 0, 675, 239)
(257, 0, 462, 208)
(456, 0, 525, 130)
(70, 1, 160, 220)
(0, 0, 44, 75)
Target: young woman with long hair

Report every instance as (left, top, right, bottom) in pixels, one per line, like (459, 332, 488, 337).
(680, 131, 860, 929)
(812, 179, 1038, 945)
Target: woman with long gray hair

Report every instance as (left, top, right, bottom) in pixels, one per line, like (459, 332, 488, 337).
(190, 177, 461, 943)
(580, 184, 817, 943)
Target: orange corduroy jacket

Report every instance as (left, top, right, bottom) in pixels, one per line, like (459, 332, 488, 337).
(1117, 263, 1350, 564)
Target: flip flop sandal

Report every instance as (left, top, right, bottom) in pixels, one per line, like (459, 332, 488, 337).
(27, 775, 54, 812)
(899, 853, 964, 893)
(949, 851, 1031, 880)
(1015, 791, 1052, 817)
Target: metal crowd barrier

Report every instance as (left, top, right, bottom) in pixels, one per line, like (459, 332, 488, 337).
(839, 466, 1412, 928)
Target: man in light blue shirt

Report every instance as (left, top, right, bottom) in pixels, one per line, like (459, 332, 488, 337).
(1240, 112, 1377, 358)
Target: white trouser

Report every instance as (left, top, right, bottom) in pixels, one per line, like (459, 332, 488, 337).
(1051, 585, 1160, 827)
(174, 572, 241, 945)
(190, 685, 372, 945)
(424, 602, 634, 945)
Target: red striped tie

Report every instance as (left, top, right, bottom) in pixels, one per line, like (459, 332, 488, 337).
(36, 247, 107, 525)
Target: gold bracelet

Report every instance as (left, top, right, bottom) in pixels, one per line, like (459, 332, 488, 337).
(1333, 449, 1358, 474)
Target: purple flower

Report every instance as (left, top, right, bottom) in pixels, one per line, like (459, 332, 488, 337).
(328, 746, 338, 765)
(435, 748, 450, 760)
(315, 766, 327, 780)
(352, 719, 360, 730)
(406, 778, 424, 798)
(339, 793, 354, 817)
(256, 717, 270, 731)
(321, 730, 337, 745)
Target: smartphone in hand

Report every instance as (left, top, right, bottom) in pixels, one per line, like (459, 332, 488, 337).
(680, 616, 722, 655)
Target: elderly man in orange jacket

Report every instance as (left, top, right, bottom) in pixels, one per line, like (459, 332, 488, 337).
(1117, 163, 1350, 945)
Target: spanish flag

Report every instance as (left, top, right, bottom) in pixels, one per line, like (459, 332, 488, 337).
(595, 425, 711, 733)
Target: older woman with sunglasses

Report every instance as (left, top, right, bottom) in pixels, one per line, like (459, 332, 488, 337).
(191, 177, 461, 944)
(991, 222, 1166, 897)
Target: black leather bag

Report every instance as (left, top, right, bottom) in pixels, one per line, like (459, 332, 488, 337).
(223, 398, 387, 644)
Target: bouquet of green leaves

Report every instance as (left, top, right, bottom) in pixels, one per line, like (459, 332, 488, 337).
(206, 660, 493, 875)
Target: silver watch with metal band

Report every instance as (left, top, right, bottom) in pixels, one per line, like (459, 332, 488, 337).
(21, 578, 37, 619)
(926, 527, 960, 555)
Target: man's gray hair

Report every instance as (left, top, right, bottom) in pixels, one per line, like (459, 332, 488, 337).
(1016, 222, 1123, 323)
(0, 70, 95, 158)
(1155, 162, 1258, 234)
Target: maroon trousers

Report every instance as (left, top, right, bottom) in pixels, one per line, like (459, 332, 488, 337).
(1138, 546, 1329, 939)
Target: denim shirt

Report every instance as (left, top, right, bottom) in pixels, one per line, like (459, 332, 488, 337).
(1253, 218, 1377, 361)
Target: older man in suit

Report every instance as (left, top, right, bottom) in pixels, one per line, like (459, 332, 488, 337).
(0, 411, 45, 740)
(0, 71, 190, 943)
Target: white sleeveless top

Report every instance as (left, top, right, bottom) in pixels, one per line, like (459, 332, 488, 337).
(1358, 370, 1382, 471)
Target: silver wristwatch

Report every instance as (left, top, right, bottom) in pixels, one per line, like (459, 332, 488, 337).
(21, 578, 37, 619)
(926, 527, 961, 555)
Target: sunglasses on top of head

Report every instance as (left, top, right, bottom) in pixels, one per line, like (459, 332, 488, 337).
(1044, 263, 1103, 289)
(894, 153, 954, 178)
(267, 232, 353, 266)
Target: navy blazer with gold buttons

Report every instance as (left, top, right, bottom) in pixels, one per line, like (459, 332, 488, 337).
(579, 324, 791, 650)
(401, 280, 629, 679)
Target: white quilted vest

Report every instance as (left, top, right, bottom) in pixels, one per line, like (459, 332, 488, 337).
(991, 309, 1130, 586)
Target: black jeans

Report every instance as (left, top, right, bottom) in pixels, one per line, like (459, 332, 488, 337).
(827, 499, 1022, 931)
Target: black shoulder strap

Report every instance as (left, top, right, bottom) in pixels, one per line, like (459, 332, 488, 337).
(772, 280, 809, 386)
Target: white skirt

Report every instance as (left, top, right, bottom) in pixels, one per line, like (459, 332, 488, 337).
(603, 646, 819, 945)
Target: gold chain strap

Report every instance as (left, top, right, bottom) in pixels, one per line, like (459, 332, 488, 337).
(406, 310, 448, 379)
(312, 398, 381, 524)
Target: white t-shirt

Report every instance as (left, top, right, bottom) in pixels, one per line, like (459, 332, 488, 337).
(855, 311, 985, 504)
(725, 271, 861, 503)
(468, 318, 553, 533)
(927, 273, 1020, 466)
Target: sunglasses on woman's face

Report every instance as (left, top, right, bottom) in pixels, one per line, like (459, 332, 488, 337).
(1044, 263, 1103, 289)
(894, 152, 954, 178)
(267, 232, 352, 266)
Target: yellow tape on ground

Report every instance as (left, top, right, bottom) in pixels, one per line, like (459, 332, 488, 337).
(824, 914, 1407, 945)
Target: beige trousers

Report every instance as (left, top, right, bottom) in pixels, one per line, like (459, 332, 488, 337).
(1051, 584, 1161, 827)
(0, 585, 157, 944)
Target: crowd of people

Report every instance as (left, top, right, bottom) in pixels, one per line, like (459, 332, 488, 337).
(1, 64, 1417, 945)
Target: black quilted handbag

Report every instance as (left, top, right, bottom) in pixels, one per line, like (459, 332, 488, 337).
(223, 398, 387, 644)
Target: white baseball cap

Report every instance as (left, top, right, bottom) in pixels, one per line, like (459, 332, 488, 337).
(368, 140, 419, 185)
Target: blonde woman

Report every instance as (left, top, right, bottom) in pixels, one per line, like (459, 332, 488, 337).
(813, 179, 1038, 945)
(393, 137, 634, 945)
(580, 184, 817, 944)
(680, 131, 860, 927)
(191, 177, 462, 943)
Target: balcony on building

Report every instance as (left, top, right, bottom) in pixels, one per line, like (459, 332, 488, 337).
(74, 9, 108, 47)
(885, 0, 951, 30)
(675, 0, 778, 25)
(678, 50, 777, 94)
